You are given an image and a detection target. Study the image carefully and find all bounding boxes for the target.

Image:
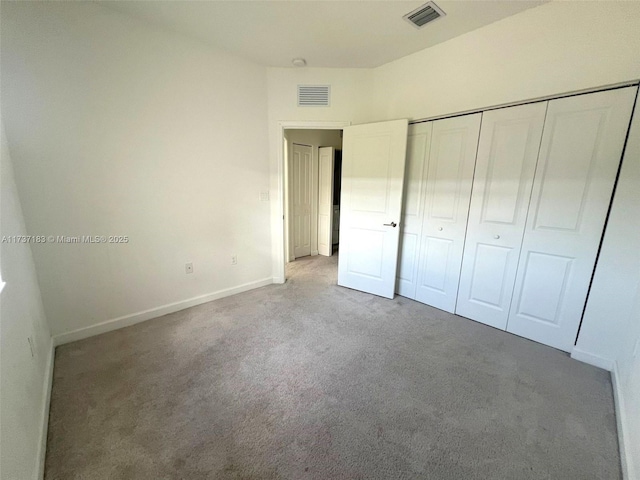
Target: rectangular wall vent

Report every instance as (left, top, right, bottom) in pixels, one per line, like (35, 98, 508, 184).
(403, 2, 445, 28)
(297, 85, 330, 107)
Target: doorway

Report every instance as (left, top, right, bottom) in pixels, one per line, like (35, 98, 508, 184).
(284, 129, 343, 277)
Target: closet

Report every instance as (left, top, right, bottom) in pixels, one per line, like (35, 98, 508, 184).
(456, 102, 547, 329)
(396, 86, 637, 352)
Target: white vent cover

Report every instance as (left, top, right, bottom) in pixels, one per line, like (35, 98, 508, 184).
(403, 1, 445, 28)
(297, 85, 330, 107)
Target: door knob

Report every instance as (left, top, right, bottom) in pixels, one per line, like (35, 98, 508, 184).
(384, 222, 397, 228)
(438, 227, 443, 231)
(494, 235, 501, 239)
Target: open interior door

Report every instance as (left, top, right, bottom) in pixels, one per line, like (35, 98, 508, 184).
(317, 146, 335, 256)
(338, 119, 409, 299)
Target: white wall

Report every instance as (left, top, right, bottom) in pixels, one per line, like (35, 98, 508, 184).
(575, 98, 640, 479)
(372, 1, 640, 121)
(616, 288, 640, 480)
(267, 68, 373, 281)
(0, 120, 53, 480)
(1, 2, 272, 340)
(285, 129, 342, 261)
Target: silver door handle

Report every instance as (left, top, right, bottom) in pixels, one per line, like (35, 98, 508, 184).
(494, 235, 501, 239)
(384, 222, 397, 228)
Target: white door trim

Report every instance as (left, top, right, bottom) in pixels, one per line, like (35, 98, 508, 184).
(274, 121, 351, 284)
(318, 146, 335, 257)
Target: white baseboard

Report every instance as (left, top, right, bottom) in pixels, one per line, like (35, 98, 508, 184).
(570, 347, 614, 371)
(37, 340, 55, 479)
(612, 361, 634, 480)
(52, 277, 273, 346)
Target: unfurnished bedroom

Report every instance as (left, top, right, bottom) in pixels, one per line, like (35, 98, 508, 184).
(1, 1, 639, 479)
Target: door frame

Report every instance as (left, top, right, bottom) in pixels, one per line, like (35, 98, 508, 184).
(275, 121, 350, 284)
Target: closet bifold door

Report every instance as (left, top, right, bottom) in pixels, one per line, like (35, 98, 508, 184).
(455, 102, 547, 329)
(396, 122, 432, 299)
(414, 113, 482, 313)
(506, 86, 637, 352)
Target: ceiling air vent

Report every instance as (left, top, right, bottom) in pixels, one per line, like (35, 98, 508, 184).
(297, 85, 330, 107)
(403, 1, 446, 28)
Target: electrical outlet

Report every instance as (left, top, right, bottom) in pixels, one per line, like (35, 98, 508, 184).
(260, 191, 270, 202)
(185, 262, 194, 274)
(231, 255, 238, 265)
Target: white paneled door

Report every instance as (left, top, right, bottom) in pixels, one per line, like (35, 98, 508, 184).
(506, 87, 636, 351)
(318, 147, 335, 257)
(292, 143, 313, 258)
(414, 114, 482, 313)
(338, 119, 408, 299)
(456, 102, 547, 329)
(396, 122, 432, 298)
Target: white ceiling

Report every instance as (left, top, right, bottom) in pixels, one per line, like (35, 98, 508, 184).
(102, 1, 546, 68)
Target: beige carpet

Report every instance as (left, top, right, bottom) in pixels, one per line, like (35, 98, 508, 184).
(45, 254, 620, 479)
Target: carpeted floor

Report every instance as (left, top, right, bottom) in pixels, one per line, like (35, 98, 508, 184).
(45, 254, 621, 479)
